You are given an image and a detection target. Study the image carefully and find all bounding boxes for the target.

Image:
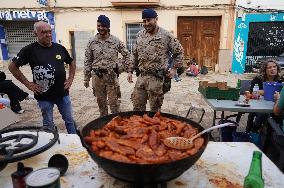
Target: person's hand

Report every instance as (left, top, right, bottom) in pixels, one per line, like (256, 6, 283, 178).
(26, 82, 42, 95)
(127, 72, 133, 83)
(274, 91, 280, 102)
(84, 81, 89, 88)
(169, 68, 177, 78)
(64, 78, 74, 90)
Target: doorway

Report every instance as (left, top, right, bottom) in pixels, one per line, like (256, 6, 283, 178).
(177, 16, 221, 70)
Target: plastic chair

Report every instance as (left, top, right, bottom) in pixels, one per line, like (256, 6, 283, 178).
(262, 118, 284, 172)
(185, 105, 205, 124)
(239, 79, 252, 95)
(226, 79, 252, 130)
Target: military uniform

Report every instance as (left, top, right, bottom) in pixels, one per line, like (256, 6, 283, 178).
(132, 27, 184, 111)
(84, 34, 132, 116)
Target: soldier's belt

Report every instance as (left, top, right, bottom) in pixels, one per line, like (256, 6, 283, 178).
(92, 68, 108, 78)
(93, 68, 108, 73)
(93, 68, 119, 79)
(140, 70, 168, 79)
(140, 71, 155, 77)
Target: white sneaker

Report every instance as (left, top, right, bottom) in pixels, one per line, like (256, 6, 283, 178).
(26, 94, 35, 100)
(16, 109, 25, 114)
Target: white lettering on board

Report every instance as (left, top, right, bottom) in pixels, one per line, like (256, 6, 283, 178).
(0, 9, 48, 21)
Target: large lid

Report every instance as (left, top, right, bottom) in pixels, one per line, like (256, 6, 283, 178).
(0, 126, 59, 170)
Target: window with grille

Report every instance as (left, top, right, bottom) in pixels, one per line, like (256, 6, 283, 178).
(126, 23, 143, 54)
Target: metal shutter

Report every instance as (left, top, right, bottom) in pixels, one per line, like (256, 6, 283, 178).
(0, 21, 37, 59)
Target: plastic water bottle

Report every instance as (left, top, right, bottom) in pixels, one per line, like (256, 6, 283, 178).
(252, 84, 260, 99)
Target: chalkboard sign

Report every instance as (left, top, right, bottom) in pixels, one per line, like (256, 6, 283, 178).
(247, 22, 284, 56)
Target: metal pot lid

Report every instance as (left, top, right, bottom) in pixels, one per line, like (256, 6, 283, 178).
(0, 126, 58, 164)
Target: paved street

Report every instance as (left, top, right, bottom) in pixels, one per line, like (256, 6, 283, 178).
(1, 65, 253, 139)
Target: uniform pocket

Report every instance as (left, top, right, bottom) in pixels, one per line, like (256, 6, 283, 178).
(147, 76, 163, 95)
(105, 44, 117, 60)
(90, 43, 101, 57)
(153, 41, 164, 49)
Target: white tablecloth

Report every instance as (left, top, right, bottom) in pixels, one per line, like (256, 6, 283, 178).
(0, 134, 283, 188)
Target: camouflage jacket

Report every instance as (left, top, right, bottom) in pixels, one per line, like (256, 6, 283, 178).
(84, 34, 133, 81)
(133, 27, 184, 72)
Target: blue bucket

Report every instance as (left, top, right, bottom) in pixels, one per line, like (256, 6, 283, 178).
(249, 132, 261, 148)
(219, 120, 238, 142)
(221, 126, 237, 142)
(263, 82, 283, 101)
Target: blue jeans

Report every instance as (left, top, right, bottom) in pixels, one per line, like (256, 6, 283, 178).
(37, 95, 76, 134)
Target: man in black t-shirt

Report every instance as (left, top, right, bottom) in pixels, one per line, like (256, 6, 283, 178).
(8, 21, 77, 134)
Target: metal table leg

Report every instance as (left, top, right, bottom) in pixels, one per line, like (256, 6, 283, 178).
(221, 111, 225, 120)
(213, 110, 216, 126)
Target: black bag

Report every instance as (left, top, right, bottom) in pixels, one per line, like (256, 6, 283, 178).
(163, 76, 171, 94)
(0, 71, 6, 81)
(219, 119, 238, 142)
(176, 66, 185, 76)
(200, 66, 208, 75)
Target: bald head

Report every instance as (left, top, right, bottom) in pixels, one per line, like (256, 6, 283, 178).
(34, 21, 50, 34)
(33, 21, 52, 47)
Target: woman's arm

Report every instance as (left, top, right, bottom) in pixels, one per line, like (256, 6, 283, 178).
(274, 88, 284, 115)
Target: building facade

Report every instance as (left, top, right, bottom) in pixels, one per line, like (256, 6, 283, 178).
(0, 0, 236, 71)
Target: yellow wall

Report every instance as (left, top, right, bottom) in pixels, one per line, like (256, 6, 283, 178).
(55, 8, 234, 51)
(0, 0, 235, 68)
(0, 0, 235, 50)
(0, 0, 109, 8)
(55, 11, 121, 49)
(0, 0, 233, 8)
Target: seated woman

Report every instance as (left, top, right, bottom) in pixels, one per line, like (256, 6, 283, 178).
(246, 59, 283, 132)
(0, 71, 34, 114)
(186, 58, 199, 77)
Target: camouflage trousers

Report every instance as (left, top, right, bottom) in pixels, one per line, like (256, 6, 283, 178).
(92, 75, 121, 98)
(92, 73, 120, 117)
(132, 75, 164, 112)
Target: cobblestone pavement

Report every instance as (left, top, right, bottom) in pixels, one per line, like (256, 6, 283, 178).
(1, 66, 255, 139)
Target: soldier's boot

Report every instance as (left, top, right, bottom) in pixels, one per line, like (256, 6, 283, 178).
(150, 106, 161, 112)
(131, 89, 147, 111)
(109, 96, 120, 114)
(133, 105, 147, 111)
(99, 109, 108, 117)
(110, 106, 120, 114)
(149, 94, 163, 112)
(97, 99, 108, 117)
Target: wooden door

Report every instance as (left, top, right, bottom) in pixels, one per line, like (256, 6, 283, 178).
(177, 17, 221, 70)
